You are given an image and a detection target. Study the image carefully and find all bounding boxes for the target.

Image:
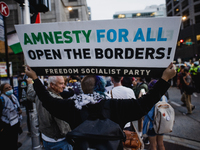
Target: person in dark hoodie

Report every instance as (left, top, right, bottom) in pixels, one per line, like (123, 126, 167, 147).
(25, 63, 176, 150)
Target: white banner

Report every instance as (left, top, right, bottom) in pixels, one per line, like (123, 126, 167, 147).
(15, 17, 181, 76)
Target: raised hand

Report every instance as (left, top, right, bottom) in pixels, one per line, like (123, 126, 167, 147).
(25, 65, 38, 80)
(161, 62, 176, 82)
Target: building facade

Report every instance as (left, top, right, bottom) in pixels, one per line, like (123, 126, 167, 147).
(6, 0, 89, 32)
(113, 4, 166, 19)
(166, 0, 200, 62)
(2, 0, 90, 75)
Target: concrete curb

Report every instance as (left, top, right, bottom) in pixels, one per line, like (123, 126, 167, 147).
(164, 135, 200, 150)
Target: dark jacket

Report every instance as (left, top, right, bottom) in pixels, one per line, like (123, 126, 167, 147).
(33, 78, 170, 149)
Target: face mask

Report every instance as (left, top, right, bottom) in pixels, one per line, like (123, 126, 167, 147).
(5, 89, 13, 96)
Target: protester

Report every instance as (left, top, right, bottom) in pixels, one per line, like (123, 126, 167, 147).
(93, 76, 110, 98)
(25, 63, 176, 150)
(0, 83, 22, 150)
(177, 65, 186, 106)
(133, 77, 148, 138)
(182, 69, 195, 115)
(143, 79, 166, 150)
(121, 76, 134, 89)
(26, 76, 73, 150)
(67, 75, 83, 95)
(109, 76, 136, 128)
(109, 76, 136, 99)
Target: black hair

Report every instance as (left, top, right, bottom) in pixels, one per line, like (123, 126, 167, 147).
(112, 76, 122, 83)
(184, 68, 189, 73)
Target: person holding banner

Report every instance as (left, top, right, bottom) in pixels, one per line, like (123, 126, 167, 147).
(24, 63, 176, 150)
(26, 77, 73, 150)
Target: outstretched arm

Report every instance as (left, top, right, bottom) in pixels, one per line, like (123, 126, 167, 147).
(25, 66, 75, 123)
(111, 63, 176, 126)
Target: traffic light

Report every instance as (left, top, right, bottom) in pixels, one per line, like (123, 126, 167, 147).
(180, 39, 184, 48)
(180, 39, 184, 43)
(14, 0, 51, 13)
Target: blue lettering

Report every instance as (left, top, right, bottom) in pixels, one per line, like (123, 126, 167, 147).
(96, 29, 105, 43)
(119, 29, 129, 42)
(133, 28, 145, 42)
(107, 29, 117, 42)
(146, 28, 156, 42)
(157, 27, 167, 41)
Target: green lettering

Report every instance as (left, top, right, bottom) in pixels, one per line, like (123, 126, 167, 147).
(24, 33, 33, 45)
(72, 30, 81, 43)
(82, 30, 91, 43)
(54, 31, 63, 44)
(43, 32, 54, 44)
(31, 32, 44, 44)
(63, 31, 73, 43)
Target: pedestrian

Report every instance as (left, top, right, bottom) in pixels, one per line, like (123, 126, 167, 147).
(109, 76, 136, 128)
(0, 83, 22, 150)
(121, 76, 134, 89)
(25, 63, 176, 150)
(177, 65, 186, 106)
(143, 79, 166, 150)
(182, 68, 195, 115)
(133, 77, 148, 138)
(67, 75, 83, 95)
(109, 76, 136, 99)
(26, 76, 73, 150)
(190, 62, 200, 93)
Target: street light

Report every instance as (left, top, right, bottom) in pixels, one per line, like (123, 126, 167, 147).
(182, 16, 187, 21)
(67, 7, 72, 11)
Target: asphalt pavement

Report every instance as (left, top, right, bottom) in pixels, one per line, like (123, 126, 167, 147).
(18, 86, 200, 150)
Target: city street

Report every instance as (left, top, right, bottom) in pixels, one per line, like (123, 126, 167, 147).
(18, 86, 200, 150)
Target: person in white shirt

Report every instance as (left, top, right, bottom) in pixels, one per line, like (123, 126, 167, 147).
(109, 76, 136, 99)
(109, 76, 136, 128)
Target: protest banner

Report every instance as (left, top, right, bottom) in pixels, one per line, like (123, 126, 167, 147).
(15, 17, 181, 77)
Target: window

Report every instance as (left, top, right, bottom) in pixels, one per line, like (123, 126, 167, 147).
(194, 4, 200, 13)
(182, 0, 188, 10)
(174, 6, 180, 15)
(196, 35, 200, 44)
(195, 15, 200, 23)
(125, 14, 132, 18)
(166, 0, 171, 4)
(167, 3, 172, 12)
(132, 14, 136, 18)
(183, 19, 190, 28)
(118, 14, 125, 18)
(69, 9, 78, 19)
(182, 9, 189, 16)
(173, 0, 179, 6)
(168, 11, 172, 16)
(177, 40, 181, 47)
(113, 15, 118, 19)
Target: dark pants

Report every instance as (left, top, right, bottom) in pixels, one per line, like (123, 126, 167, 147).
(0, 122, 20, 150)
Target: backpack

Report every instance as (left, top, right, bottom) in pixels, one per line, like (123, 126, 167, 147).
(68, 82, 81, 95)
(153, 96, 175, 134)
(66, 103, 126, 150)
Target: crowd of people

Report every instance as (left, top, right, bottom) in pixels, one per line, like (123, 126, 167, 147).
(175, 62, 200, 115)
(0, 63, 180, 150)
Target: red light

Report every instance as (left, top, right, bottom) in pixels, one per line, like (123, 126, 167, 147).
(180, 39, 184, 43)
